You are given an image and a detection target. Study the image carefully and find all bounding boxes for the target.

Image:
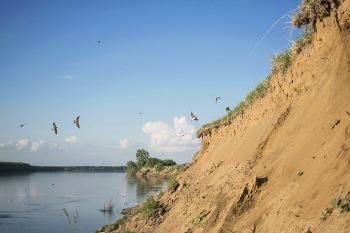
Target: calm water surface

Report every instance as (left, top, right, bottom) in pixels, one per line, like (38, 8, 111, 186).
(0, 172, 169, 233)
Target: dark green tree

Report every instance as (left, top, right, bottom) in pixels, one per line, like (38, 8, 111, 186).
(161, 159, 176, 166)
(145, 157, 162, 168)
(136, 149, 150, 167)
(125, 160, 138, 175)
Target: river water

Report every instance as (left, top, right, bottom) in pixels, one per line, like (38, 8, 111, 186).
(0, 171, 169, 233)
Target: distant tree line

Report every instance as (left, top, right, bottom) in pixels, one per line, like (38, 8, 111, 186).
(0, 162, 126, 173)
(125, 149, 176, 175)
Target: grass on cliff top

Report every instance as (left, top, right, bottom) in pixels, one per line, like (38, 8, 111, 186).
(292, 0, 327, 28)
(196, 24, 313, 137)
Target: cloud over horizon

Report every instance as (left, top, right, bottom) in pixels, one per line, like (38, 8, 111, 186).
(142, 116, 199, 152)
(0, 139, 29, 150)
(119, 138, 130, 149)
(31, 140, 45, 151)
(65, 136, 78, 143)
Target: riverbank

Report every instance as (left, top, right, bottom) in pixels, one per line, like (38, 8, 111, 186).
(134, 165, 185, 179)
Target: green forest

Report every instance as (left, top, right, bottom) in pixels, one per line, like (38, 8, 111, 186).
(0, 162, 126, 173)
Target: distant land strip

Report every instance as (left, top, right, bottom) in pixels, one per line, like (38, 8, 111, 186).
(0, 162, 126, 173)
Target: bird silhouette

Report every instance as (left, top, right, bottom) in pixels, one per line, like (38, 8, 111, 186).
(216, 97, 221, 103)
(51, 122, 57, 135)
(191, 111, 198, 121)
(18, 123, 26, 128)
(225, 107, 231, 114)
(181, 132, 187, 137)
(97, 41, 101, 43)
(74, 116, 80, 128)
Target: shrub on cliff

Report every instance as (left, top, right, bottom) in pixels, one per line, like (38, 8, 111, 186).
(145, 157, 162, 168)
(155, 163, 164, 172)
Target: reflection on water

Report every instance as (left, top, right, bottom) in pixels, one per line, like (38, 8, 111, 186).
(126, 176, 168, 199)
(0, 172, 169, 233)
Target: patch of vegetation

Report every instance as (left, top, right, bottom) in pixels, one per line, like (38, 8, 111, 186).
(192, 151, 200, 160)
(155, 163, 164, 172)
(292, 0, 327, 28)
(63, 208, 83, 233)
(135, 196, 161, 218)
(101, 199, 115, 213)
(125, 160, 139, 176)
(123, 231, 138, 233)
(168, 174, 178, 187)
(157, 190, 165, 199)
(346, 111, 350, 118)
(126, 149, 177, 175)
(319, 193, 350, 221)
(196, 209, 206, 222)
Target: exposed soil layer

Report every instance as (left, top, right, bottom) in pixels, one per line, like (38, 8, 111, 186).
(108, 1, 350, 232)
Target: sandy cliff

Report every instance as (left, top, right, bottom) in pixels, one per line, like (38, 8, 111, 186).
(110, 1, 350, 232)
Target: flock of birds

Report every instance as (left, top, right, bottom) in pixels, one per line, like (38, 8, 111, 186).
(17, 116, 80, 135)
(17, 100, 229, 136)
(17, 39, 231, 138)
(50, 116, 80, 135)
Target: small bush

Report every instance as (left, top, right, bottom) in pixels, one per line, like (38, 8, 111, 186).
(136, 197, 160, 218)
(155, 163, 164, 172)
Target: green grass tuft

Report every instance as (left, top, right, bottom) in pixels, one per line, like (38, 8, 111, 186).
(135, 197, 160, 218)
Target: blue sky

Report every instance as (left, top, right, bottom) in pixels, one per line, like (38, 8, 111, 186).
(0, 0, 302, 166)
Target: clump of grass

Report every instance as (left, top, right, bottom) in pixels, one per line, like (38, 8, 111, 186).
(101, 199, 115, 213)
(135, 196, 161, 218)
(292, 0, 328, 28)
(168, 175, 178, 186)
(63, 208, 83, 233)
(123, 230, 138, 233)
(192, 150, 200, 161)
(346, 111, 350, 118)
(157, 190, 165, 199)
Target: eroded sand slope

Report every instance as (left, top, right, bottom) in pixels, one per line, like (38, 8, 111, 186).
(112, 1, 350, 232)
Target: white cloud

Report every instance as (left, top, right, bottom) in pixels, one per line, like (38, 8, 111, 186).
(30, 140, 45, 151)
(58, 75, 74, 79)
(119, 138, 130, 149)
(142, 116, 199, 152)
(0, 139, 29, 150)
(0, 140, 15, 150)
(65, 136, 78, 143)
(16, 139, 28, 150)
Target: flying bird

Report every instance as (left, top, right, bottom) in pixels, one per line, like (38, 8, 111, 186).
(181, 132, 187, 137)
(74, 116, 80, 128)
(51, 122, 57, 135)
(18, 123, 26, 128)
(191, 111, 198, 121)
(216, 97, 221, 103)
(225, 107, 231, 114)
(97, 41, 101, 43)
(139, 112, 142, 114)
